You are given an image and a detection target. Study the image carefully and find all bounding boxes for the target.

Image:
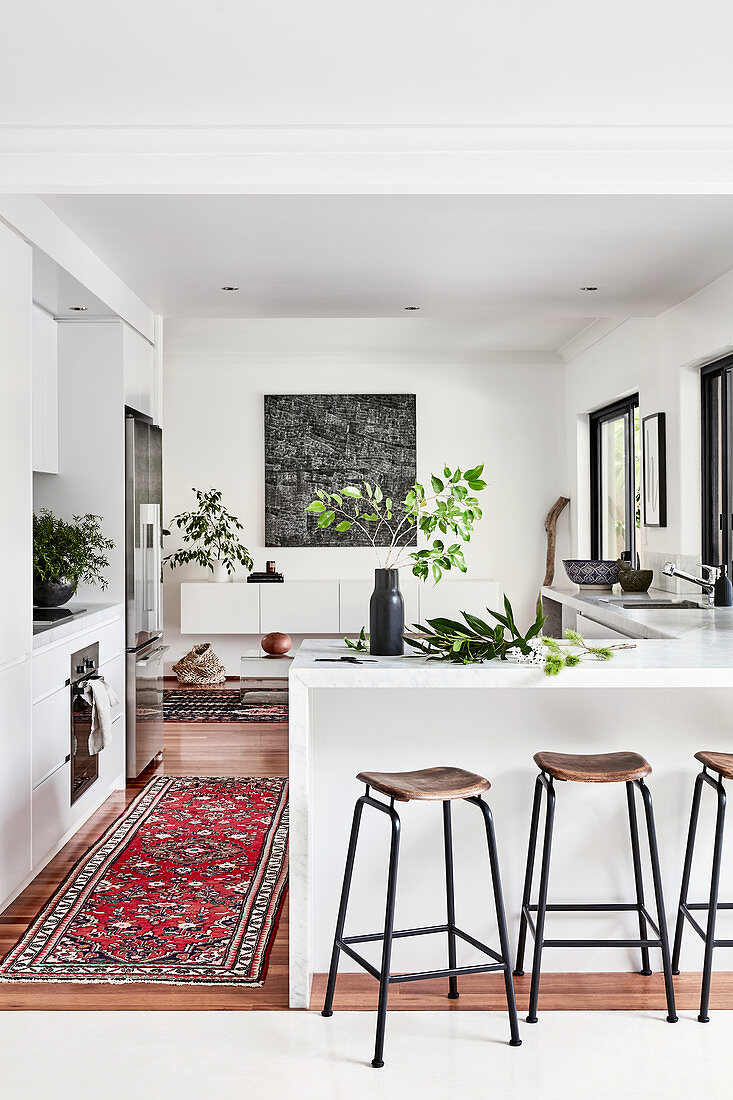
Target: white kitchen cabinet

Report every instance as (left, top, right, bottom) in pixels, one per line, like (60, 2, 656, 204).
(123, 324, 156, 419)
(32, 761, 71, 868)
(31, 305, 59, 474)
(32, 685, 69, 788)
(0, 660, 32, 908)
(260, 581, 340, 634)
(418, 579, 500, 625)
(339, 579, 420, 634)
(180, 582, 260, 634)
(0, 224, 32, 669)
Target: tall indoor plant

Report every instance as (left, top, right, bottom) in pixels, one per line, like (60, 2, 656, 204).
(306, 464, 486, 654)
(164, 487, 253, 581)
(33, 509, 115, 607)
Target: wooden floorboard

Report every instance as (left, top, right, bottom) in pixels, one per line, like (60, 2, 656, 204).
(309, 970, 733, 1011)
(0, 712, 290, 1010)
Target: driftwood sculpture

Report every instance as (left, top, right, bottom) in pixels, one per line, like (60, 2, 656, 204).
(538, 496, 570, 612)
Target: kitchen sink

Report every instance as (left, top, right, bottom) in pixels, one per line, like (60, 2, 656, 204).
(611, 600, 705, 610)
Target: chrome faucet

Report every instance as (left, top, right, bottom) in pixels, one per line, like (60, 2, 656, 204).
(662, 562, 720, 607)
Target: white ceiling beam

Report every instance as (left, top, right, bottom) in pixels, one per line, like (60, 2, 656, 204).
(2, 126, 733, 195)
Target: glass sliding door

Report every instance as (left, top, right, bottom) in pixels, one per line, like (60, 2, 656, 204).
(590, 395, 640, 561)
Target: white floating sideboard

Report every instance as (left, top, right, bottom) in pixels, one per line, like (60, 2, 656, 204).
(179, 579, 499, 635)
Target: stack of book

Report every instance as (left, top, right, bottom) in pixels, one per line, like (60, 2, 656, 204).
(247, 571, 284, 583)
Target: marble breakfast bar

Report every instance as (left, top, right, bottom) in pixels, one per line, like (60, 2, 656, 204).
(288, 597, 733, 1009)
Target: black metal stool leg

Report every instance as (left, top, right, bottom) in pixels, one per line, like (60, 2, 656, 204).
(637, 780, 678, 1023)
(514, 775, 543, 977)
(526, 773, 555, 1024)
(626, 780, 652, 975)
(442, 800, 459, 1000)
(372, 801, 401, 1069)
(699, 777, 726, 1023)
(672, 772, 704, 975)
(322, 796, 366, 1017)
(471, 795, 522, 1047)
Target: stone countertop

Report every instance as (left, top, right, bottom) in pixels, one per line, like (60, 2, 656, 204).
(540, 584, 733, 641)
(289, 628, 733, 688)
(32, 601, 124, 652)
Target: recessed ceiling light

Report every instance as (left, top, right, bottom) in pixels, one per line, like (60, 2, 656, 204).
(404, 305, 420, 310)
(221, 286, 239, 292)
(579, 287, 598, 292)
(69, 305, 88, 311)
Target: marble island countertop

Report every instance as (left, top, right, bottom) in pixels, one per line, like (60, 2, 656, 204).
(289, 625, 733, 688)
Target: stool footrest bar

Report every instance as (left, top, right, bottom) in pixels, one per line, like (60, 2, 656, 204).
(389, 962, 505, 985)
(343, 924, 448, 945)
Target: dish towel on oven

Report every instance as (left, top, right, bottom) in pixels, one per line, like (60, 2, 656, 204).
(82, 676, 120, 755)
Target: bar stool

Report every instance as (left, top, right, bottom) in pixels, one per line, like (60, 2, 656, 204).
(672, 751, 732, 1022)
(321, 766, 521, 1068)
(513, 751, 678, 1024)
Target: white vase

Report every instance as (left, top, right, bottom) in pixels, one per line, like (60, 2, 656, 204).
(211, 561, 231, 582)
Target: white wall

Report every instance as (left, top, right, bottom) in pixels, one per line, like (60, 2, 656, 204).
(163, 319, 569, 672)
(564, 266, 733, 585)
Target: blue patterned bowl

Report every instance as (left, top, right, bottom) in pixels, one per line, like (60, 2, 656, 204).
(562, 559, 619, 590)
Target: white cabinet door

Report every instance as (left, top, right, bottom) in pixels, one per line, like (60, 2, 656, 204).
(32, 761, 71, 868)
(418, 579, 500, 625)
(0, 660, 32, 908)
(180, 583, 260, 634)
(339, 579, 420, 634)
(31, 305, 58, 474)
(0, 225, 32, 668)
(123, 325, 156, 419)
(260, 582, 339, 634)
(32, 685, 69, 788)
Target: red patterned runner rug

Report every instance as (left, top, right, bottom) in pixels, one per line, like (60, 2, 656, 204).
(0, 776, 288, 985)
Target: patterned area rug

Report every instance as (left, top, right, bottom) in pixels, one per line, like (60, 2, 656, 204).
(0, 776, 288, 985)
(163, 689, 288, 723)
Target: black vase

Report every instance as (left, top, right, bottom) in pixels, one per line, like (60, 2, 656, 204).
(33, 575, 76, 607)
(369, 568, 404, 656)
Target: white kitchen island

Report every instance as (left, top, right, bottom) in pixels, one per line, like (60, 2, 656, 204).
(288, 602, 733, 1009)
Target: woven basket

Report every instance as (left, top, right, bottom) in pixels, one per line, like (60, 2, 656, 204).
(172, 643, 227, 685)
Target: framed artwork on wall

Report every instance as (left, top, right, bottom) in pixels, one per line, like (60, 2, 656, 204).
(642, 412, 667, 527)
(264, 393, 417, 547)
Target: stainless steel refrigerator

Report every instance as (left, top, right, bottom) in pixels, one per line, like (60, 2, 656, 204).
(125, 414, 168, 777)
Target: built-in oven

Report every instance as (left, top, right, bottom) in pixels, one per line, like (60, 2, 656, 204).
(70, 641, 100, 804)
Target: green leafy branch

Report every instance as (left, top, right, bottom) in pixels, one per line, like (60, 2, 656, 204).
(344, 627, 369, 652)
(405, 596, 545, 664)
(164, 487, 254, 577)
(405, 599, 635, 675)
(306, 464, 486, 584)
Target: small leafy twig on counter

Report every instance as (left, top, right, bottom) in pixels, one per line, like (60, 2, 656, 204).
(540, 631, 636, 676)
(344, 627, 369, 653)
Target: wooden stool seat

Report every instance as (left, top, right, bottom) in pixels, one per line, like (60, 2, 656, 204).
(694, 751, 733, 779)
(355, 765, 491, 802)
(533, 750, 652, 784)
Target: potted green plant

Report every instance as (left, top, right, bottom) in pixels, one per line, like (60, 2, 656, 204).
(164, 487, 254, 582)
(33, 510, 115, 607)
(306, 464, 486, 655)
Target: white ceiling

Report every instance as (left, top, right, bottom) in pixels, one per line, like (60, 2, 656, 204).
(3, 1, 733, 127)
(32, 248, 115, 321)
(39, 194, 733, 349)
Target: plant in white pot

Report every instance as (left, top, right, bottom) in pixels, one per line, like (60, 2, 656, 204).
(164, 488, 253, 582)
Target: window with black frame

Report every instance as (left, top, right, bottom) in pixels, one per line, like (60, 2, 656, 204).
(590, 394, 640, 562)
(701, 355, 733, 578)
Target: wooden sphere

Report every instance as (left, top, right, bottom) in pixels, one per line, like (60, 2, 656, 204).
(261, 631, 292, 656)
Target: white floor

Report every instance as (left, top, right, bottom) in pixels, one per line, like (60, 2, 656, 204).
(1, 1010, 731, 1098)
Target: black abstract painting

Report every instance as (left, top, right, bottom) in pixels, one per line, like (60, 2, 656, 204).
(264, 393, 417, 547)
